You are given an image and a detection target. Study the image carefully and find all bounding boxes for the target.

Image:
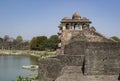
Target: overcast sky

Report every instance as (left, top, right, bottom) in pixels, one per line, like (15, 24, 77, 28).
(0, 0, 120, 40)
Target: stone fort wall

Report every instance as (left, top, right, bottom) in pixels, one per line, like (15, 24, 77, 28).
(39, 42, 120, 81)
(64, 42, 120, 75)
(84, 42, 120, 75)
(39, 12, 120, 81)
(39, 55, 84, 81)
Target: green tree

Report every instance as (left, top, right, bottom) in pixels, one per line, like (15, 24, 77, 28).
(30, 36, 47, 50)
(16, 35, 23, 43)
(30, 37, 37, 50)
(47, 35, 59, 51)
(110, 36, 120, 42)
(36, 36, 47, 50)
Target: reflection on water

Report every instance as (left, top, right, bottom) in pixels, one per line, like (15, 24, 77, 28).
(0, 55, 38, 81)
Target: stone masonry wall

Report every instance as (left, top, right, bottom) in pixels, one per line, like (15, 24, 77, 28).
(64, 41, 85, 55)
(39, 55, 84, 81)
(39, 42, 120, 81)
(84, 42, 120, 75)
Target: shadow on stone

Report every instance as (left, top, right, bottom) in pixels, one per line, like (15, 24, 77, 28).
(118, 73, 120, 80)
(81, 57, 85, 74)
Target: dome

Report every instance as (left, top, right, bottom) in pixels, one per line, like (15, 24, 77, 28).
(73, 12, 80, 17)
(72, 12, 81, 19)
(62, 17, 70, 20)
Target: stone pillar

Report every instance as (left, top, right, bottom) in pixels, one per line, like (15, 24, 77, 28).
(69, 23, 72, 30)
(79, 24, 82, 31)
(63, 26, 66, 30)
(71, 23, 75, 30)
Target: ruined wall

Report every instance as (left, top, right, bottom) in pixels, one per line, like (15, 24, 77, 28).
(84, 42, 120, 75)
(39, 55, 84, 81)
(39, 42, 120, 81)
(59, 29, 113, 55)
(63, 42, 120, 75)
(64, 41, 85, 55)
(61, 30, 111, 47)
(39, 58, 63, 81)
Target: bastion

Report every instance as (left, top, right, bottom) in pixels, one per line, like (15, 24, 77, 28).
(39, 12, 120, 81)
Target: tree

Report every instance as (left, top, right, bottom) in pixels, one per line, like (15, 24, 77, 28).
(30, 35, 59, 51)
(47, 35, 59, 50)
(30, 37, 37, 50)
(30, 36, 47, 50)
(16, 35, 23, 43)
(110, 36, 120, 42)
(36, 36, 47, 50)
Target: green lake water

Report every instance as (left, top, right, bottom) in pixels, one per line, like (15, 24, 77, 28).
(0, 55, 39, 81)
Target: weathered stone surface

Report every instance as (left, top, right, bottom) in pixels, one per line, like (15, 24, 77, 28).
(64, 41, 85, 55)
(55, 66, 84, 81)
(55, 66, 120, 81)
(57, 55, 84, 66)
(39, 58, 63, 81)
(84, 42, 120, 75)
(39, 42, 120, 81)
(60, 66, 82, 74)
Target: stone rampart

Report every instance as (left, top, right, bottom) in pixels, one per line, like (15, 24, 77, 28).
(84, 42, 120, 75)
(39, 42, 120, 81)
(39, 55, 84, 81)
(64, 41, 85, 55)
(39, 58, 62, 81)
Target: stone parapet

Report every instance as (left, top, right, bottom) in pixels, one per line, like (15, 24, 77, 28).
(39, 58, 63, 81)
(84, 42, 120, 75)
(39, 55, 84, 81)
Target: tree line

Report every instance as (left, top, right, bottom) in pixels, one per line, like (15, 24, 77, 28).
(0, 35, 120, 51)
(0, 35, 59, 51)
(0, 35, 29, 50)
(30, 35, 59, 51)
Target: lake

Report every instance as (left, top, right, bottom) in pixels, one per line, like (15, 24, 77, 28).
(0, 55, 39, 81)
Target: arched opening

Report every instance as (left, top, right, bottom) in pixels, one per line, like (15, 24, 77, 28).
(66, 24, 70, 30)
(74, 23, 79, 30)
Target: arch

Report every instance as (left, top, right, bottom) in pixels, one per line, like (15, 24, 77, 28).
(74, 23, 79, 30)
(66, 23, 70, 30)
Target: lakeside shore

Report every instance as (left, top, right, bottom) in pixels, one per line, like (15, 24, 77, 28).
(0, 50, 56, 57)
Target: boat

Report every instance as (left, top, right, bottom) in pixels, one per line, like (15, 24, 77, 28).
(22, 65, 38, 70)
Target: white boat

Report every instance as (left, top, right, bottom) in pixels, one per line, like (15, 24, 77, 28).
(22, 65, 38, 70)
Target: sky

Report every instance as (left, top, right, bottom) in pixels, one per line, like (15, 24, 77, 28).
(0, 0, 120, 40)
